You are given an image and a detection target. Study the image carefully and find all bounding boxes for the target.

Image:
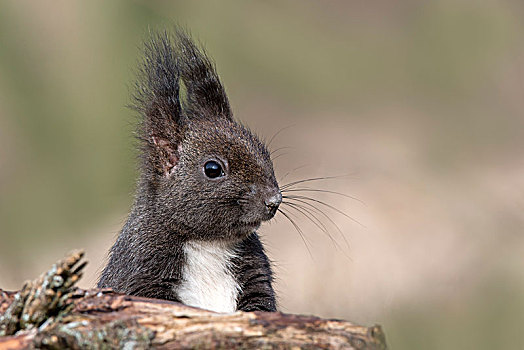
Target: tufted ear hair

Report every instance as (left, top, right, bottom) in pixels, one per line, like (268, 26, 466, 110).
(133, 31, 183, 177)
(132, 29, 233, 177)
(175, 29, 233, 121)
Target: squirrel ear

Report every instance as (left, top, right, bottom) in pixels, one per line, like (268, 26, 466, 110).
(151, 135, 179, 176)
(133, 31, 184, 176)
(176, 30, 233, 121)
(133, 29, 232, 176)
(143, 105, 182, 177)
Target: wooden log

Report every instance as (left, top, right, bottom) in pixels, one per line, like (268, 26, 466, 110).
(0, 252, 387, 349)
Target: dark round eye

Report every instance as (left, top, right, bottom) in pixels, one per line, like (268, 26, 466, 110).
(204, 161, 224, 178)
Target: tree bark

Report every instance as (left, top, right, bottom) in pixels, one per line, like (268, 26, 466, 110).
(0, 252, 387, 349)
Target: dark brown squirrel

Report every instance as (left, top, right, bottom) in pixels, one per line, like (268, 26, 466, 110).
(98, 30, 281, 312)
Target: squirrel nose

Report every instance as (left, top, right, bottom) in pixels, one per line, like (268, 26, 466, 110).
(264, 191, 282, 216)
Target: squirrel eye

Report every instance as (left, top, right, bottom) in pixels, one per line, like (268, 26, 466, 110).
(204, 161, 224, 178)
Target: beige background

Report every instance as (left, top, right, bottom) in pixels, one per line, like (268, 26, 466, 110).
(1, 1, 523, 349)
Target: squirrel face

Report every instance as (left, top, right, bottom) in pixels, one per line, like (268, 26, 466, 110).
(134, 31, 281, 242)
(157, 118, 281, 241)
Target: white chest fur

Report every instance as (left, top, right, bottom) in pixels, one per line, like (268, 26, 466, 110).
(177, 240, 240, 313)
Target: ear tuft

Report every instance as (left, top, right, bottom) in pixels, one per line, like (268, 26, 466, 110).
(133, 28, 232, 177)
(175, 29, 233, 120)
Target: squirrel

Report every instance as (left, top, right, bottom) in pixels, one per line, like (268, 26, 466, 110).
(97, 30, 280, 313)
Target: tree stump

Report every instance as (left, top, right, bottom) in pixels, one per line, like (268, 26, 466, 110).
(0, 251, 387, 349)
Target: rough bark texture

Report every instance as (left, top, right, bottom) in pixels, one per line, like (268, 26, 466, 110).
(0, 252, 388, 349)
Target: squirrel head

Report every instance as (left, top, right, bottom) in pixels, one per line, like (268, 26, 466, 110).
(132, 30, 281, 241)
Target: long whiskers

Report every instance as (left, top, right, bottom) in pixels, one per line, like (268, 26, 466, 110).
(283, 201, 342, 251)
(281, 196, 350, 252)
(281, 174, 355, 190)
(270, 146, 295, 156)
(283, 187, 365, 205)
(277, 208, 313, 258)
(267, 124, 296, 148)
(279, 164, 309, 184)
(283, 194, 364, 228)
(271, 152, 290, 162)
(272, 174, 364, 258)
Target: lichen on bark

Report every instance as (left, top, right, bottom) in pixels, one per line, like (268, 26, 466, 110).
(0, 250, 86, 336)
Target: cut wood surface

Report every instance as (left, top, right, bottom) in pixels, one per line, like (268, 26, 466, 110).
(0, 251, 387, 349)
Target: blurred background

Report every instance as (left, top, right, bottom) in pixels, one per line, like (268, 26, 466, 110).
(1, 0, 523, 348)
